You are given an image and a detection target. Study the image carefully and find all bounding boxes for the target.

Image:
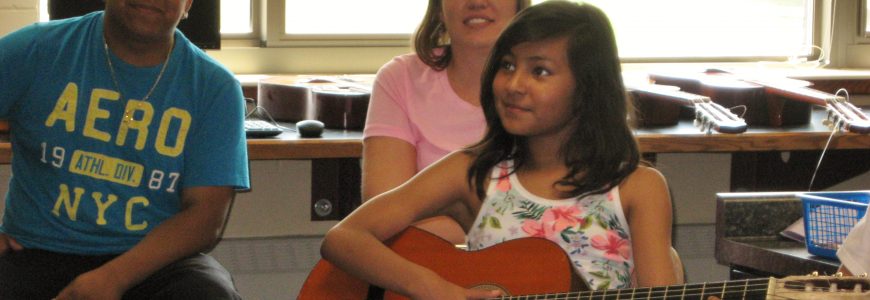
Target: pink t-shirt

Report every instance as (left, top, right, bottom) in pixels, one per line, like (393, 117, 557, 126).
(363, 53, 486, 171)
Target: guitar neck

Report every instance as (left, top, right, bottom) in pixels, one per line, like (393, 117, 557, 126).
(751, 80, 870, 133)
(752, 80, 831, 106)
(509, 278, 772, 300)
(629, 84, 703, 106)
(493, 275, 870, 300)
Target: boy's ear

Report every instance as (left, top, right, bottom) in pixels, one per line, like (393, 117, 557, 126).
(184, 0, 194, 16)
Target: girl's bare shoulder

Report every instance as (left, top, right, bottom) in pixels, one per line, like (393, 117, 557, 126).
(627, 166, 666, 184)
(620, 166, 669, 201)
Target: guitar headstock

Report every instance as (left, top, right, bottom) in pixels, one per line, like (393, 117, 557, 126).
(772, 273, 870, 299)
(627, 83, 748, 134)
(824, 97, 870, 134)
(693, 99, 748, 134)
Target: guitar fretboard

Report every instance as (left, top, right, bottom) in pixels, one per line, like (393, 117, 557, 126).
(493, 278, 773, 299)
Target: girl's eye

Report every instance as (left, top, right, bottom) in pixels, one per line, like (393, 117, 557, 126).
(533, 67, 551, 77)
(499, 61, 516, 72)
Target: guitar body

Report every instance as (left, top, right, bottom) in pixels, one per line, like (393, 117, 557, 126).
(299, 227, 870, 299)
(298, 227, 577, 299)
(628, 85, 686, 127)
(312, 86, 370, 130)
(297, 259, 370, 299)
(257, 75, 372, 128)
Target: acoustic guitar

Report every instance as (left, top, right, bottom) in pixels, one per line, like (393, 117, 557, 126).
(628, 84, 748, 134)
(298, 227, 870, 299)
(649, 69, 870, 133)
(257, 75, 373, 129)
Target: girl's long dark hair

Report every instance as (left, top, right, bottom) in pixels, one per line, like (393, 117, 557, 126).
(467, 1, 640, 199)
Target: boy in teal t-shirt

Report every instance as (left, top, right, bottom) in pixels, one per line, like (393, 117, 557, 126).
(0, 1, 249, 299)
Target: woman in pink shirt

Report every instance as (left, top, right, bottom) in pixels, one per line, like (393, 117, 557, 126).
(362, 0, 532, 244)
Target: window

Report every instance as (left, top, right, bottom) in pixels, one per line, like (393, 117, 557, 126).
(39, 0, 816, 60)
(285, 1, 427, 35)
(221, 0, 253, 34)
(584, 0, 812, 59)
(262, 0, 814, 59)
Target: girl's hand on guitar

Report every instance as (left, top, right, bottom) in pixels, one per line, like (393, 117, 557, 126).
(0, 233, 23, 256)
(464, 287, 502, 300)
(413, 278, 502, 300)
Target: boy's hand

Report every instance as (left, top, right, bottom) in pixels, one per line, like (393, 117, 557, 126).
(55, 269, 125, 300)
(0, 233, 22, 256)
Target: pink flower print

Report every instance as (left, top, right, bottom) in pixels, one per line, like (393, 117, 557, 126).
(496, 168, 511, 192)
(607, 191, 615, 201)
(521, 220, 550, 238)
(590, 231, 631, 262)
(541, 206, 584, 233)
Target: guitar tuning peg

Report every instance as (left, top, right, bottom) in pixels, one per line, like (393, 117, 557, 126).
(835, 272, 844, 277)
(703, 121, 713, 134)
(861, 273, 868, 278)
(811, 271, 820, 277)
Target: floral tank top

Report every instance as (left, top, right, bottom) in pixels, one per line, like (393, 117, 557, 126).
(466, 161, 634, 290)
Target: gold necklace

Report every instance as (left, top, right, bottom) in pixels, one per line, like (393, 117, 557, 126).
(103, 36, 172, 123)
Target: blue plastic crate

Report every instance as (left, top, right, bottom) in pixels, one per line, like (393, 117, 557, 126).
(799, 191, 870, 259)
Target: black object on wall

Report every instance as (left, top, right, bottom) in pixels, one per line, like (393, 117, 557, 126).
(48, 0, 220, 50)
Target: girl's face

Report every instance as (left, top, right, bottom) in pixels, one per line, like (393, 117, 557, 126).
(441, 0, 518, 50)
(493, 36, 577, 139)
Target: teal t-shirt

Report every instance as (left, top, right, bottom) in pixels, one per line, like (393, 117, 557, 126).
(0, 12, 250, 255)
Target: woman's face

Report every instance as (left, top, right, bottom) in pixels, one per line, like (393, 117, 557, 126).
(440, 0, 518, 50)
(493, 36, 577, 140)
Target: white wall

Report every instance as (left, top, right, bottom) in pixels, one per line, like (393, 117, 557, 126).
(0, 0, 39, 37)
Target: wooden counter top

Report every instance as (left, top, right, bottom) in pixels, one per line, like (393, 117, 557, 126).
(246, 125, 362, 160)
(0, 109, 864, 163)
(634, 109, 870, 153)
(242, 108, 868, 160)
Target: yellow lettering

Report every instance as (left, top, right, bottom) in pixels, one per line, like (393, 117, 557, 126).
(44, 83, 80, 132)
(116, 100, 154, 150)
(92, 192, 118, 226)
(51, 184, 85, 221)
(83, 89, 120, 142)
(125, 196, 149, 231)
(155, 108, 190, 157)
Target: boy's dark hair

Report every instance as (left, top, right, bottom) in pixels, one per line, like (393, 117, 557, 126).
(467, 1, 640, 199)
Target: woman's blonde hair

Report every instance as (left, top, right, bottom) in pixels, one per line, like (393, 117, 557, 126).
(413, 0, 532, 71)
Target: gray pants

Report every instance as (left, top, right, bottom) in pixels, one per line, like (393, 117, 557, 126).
(0, 249, 241, 300)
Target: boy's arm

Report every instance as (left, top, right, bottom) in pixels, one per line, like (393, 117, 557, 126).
(54, 186, 235, 300)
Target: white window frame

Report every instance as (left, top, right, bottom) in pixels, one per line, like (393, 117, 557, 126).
(246, 0, 823, 61)
(261, 0, 414, 47)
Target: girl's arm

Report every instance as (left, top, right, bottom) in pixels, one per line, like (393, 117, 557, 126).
(321, 151, 497, 299)
(620, 166, 679, 287)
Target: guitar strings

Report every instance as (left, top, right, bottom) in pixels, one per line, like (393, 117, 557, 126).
(807, 88, 848, 191)
(728, 104, 748, 119)
(489, 278, 855, 300)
